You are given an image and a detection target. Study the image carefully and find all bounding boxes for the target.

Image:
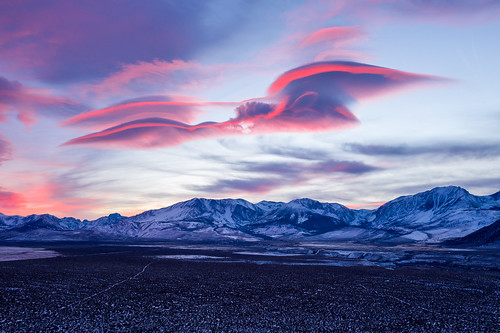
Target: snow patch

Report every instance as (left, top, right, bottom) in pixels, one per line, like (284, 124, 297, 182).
(155, 255, 226, 260)
(233, 251, 298, 257)
(0, 247, 60, 262)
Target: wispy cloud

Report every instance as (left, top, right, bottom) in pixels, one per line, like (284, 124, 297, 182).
(79, 60, 202, 99)
(0, 76, 83, 126)
(260, 145, 329, 160)
(0, 2, 208, 82)
(0, 135, 12, 165)
(62, 96, 214, 129)
(300, 26, 364, 48)
(238, 159, 379, 176)
(0, 1, 298, 83)
(194, 177, 284, 195)
(0, 187, 24, 211)
(376, 0, 500, 22)
(345, 142, 500, 158)
(194, 158, 379, 195)
(290, 0, 500, 25)
(0, 170, 100, 217)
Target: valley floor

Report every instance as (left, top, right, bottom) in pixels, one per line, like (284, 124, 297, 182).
(0, 243, 498, 332)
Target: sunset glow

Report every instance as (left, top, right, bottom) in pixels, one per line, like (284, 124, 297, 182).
(0, 1, 499, 218)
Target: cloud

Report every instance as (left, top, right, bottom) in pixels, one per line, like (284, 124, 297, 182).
(0, 1, 206, 82)
(345, 202, 386, 209)
(0, 76, 83, 126)
(194, 159, 379, 195)
(379, 0, 500, 21)
(237, 160, 379, 176)
(345, 142, 500, 158)
(266, 61, 440, 96)
(62, 96, 211, 129)
(300, 26, 364, 47)
(310, 160, 379, 174)
(194, 178, 284, 195)
(314, 49, 372, 63)
(294, 0, 500, 25)
(0, 188, 25, 211)
(64, 61, 441, 148)
(63, 118, 223, 148)
(261, 146, 329, 161)
(0, 1, 295, 83)
(0, 135, 12, 165)
(78, 60, 212, 101)
(0, 172, 100, 217)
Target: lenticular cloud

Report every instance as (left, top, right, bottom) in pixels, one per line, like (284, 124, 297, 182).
(63, 61, 442, 148)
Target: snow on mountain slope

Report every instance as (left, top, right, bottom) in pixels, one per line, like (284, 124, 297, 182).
(79, 198, 265, 241)
(0, 214, 26, 229)
(1, 186, 499, 243)
(444, 219, 500, 247)
(369, 186, 500, 241)
(249, 198, 364, 238)
(129, 198, 263, 228)
(255, 200, 285, 211)
(6, 214, 82, 231)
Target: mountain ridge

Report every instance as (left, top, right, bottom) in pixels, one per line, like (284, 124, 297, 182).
(1, 186, 499, 244)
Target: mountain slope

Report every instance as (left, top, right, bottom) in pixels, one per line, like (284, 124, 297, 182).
(444, 219, 500, 247)
(1, 186, 499, 243)
(369, 186, 500, 241)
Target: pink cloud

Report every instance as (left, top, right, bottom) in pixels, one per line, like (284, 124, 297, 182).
(267, 61, 439, 96)
(63, 118, 223, 148)
(62, 95, 272, 130)
(63, 98, 207, 129)
(25, 182, 95, 217)
(0, 178, 98, 218)
(346, 201, 386, 209)
(0, 187, 25, 211)
(63, 61, 442, 149)
(314, 49, 373, 62)
(0, 76, 83, 126)
(300, 26, 364, 47)
(63, 95, 356, 148)
(79, 59, 209, 101)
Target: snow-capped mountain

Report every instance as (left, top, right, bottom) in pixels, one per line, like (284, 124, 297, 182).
(1, 186, 499, 244)
(371, 186, 500, 241)
(1, 214, 81, 231)
(248, 198, 362, 239)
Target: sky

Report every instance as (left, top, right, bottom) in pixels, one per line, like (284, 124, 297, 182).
(0, 0, 499, 219)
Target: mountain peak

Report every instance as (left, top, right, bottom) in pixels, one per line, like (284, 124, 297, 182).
(382, 186, 470, 207)
(425, 186, 469, 197)
(287, 198, 323, 208)
(175, 197, 254, 210)
(1, 186, 499, 243)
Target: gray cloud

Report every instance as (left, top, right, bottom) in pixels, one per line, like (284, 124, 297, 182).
(194, 158, 380, 195)
(344, 143, 500, 158)
(260, 145, 329, 161)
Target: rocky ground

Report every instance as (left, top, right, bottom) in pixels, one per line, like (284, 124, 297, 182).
(0, 244, 498, 332)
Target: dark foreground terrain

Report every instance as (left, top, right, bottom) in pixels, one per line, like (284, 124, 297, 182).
(0, 243, 499, 332)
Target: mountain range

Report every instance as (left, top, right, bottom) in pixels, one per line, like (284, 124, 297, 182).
(1, 186, 499, 245)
